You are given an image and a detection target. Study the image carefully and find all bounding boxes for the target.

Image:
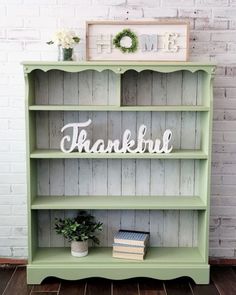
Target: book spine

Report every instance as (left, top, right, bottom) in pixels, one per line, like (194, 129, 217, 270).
(114, 238, 145, 246)
(112, 252, 144, 261)
(113, 246, 145, 254)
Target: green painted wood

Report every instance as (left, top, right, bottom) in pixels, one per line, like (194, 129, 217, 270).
(25, 71, 38, 263)
(24, 61, 215, 285)
(33, 247, 205, 264)
(30, 149, 208, 159)
(29, 105, 210, 111)
(27, 264, 209, 285)
(26, 247, 209, 284)
(22, 61, 216, 75)
(31, 195, 206, 210)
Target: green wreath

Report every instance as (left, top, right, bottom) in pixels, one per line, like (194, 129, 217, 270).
(113, 29, 138, 53)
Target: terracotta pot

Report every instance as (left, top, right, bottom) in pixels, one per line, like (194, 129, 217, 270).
(71, 240, 88, 257)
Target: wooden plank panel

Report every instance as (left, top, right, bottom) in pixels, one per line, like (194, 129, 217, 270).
(190, 280, 220, 295)
(92, 71, 108, 105)
(36, 71, 50, 248)
(108, 71, 119, 106)
(164, 71, 182, 247)
(107, 111, 122, 245)
(59, 281, 85, 295)
(121, 71, 138, 106)
(152, 72, 167, 105)
(91, 111, 108, 246)
(139, 278, 165, 295)
(179, 70, 197, 247)
(0, 267, 15, 295)
(135, 72, 152, 233)
(31, 292, 57, 295)
(3, 267, 32, 295)
(35, 71, 48, 105)
(78, 71, 93, 105)
(63, 73, 80, 244)
(32, 277, 60, 292)
(211, 267, 236, 295)
(63, 72, 79, 105)
(49, 71, 65, 248)
(121, 111, 136, 231)
(164, 278, 192, 295)
(113, 280, 138, 295)
(35, 69, 203, 250)
(77, 69, 94, 242)
(150, 79, 166, 245)
(86, 279, 111, 295)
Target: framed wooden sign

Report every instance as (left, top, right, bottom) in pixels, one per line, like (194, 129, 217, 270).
(86, 20, 189, 61)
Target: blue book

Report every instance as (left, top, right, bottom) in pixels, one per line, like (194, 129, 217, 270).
(114, 230, 149, 246)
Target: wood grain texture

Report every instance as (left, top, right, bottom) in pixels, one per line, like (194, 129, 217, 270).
(1, 266, 236, 294)
(31, 292, 57, 295)
(35, 69, 202, 249)
(113, 280, 139, 295)
(139, 278, 165, 295)
(86, 279, 111, 295)
(32, 277, 60, 292)
(0, 267, 15, 295)
(164, 278, 192, 295)
(2, 267, 32, 295)
(190, 280, 220, 295)
(59, 280, 86, 295)
(211, 267, 236, 295)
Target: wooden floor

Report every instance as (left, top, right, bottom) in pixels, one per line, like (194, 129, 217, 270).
(0, 266, 236, 295)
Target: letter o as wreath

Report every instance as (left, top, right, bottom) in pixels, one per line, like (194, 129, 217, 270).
(113, 29, 138, 53)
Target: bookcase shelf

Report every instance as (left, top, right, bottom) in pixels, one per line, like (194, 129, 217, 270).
(23, 61, 215, 285)
(31, 195, 206, 210)
(33, 247, 205, 264)
(30, 149, 208, 159)
(29, 105, 210, 112)
(28, 247, 208, 283)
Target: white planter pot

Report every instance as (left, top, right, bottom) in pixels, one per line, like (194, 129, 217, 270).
(71, 240, 88, 257)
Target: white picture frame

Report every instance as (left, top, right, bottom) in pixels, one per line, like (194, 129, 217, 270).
(86, 20, 189, 61)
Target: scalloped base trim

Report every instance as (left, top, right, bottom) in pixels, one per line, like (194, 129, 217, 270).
(27, 263, 210, 285)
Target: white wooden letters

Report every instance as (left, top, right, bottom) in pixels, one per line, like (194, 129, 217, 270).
(86, 20, 189, 61)
(60, 119, 173, 154)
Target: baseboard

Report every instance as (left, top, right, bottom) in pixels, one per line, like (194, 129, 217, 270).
(209, 258, 236, 265)
(0, 257, 236, 266)
(0, 258, 27, 265)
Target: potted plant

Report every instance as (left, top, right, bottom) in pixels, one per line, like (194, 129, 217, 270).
(55, 211, 103, 257)
(47, 29, 80, 61)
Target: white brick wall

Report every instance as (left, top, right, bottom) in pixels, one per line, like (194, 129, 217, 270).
(0, 0, 235, 259)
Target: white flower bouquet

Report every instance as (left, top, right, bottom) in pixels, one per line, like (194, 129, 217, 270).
(47, 30, 80, 49)
(47, 30, 80, 61)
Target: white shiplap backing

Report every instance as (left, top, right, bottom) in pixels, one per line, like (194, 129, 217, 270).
(35, 70, 202, 248)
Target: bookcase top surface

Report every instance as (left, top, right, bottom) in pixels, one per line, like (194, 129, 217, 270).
(22, 61, 216, 74)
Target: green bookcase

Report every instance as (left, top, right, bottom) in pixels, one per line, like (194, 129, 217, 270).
(22, 61, 215, 284)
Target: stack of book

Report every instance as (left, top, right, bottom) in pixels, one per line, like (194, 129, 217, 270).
(112, 230, 150, 261)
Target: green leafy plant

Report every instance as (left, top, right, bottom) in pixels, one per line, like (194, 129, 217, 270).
(113, 28, 138, 53)
(55, 211, 103, 244)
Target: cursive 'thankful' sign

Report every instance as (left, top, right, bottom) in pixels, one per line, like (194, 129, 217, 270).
(60, 119, 173, 154)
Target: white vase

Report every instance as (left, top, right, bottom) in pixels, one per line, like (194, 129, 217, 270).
(71, 240, 88, 257)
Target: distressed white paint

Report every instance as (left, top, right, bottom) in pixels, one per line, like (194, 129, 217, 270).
(35, 69, 202, 248)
